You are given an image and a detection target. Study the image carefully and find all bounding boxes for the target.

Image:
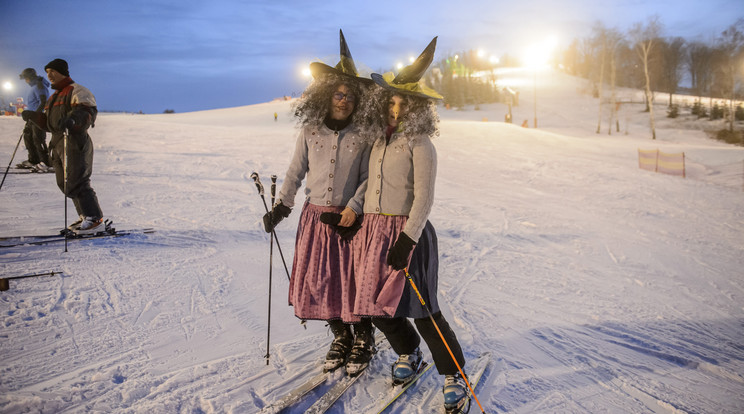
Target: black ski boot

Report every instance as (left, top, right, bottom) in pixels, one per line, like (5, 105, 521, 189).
(324, 320, 353, 372)
(346, 319, 376, 376)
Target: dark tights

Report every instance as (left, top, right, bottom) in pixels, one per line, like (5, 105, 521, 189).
(373, 311, 465, 375)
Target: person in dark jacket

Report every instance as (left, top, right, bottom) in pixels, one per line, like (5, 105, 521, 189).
(18, 68, 51, 171)
(22, 58, 104, 235)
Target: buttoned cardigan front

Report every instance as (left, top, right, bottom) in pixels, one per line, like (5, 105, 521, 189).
(363, 133, 437, 241)
(278, 123, 371, 214)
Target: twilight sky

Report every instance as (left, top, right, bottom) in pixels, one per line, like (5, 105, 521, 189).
(1, 0, 741, 113)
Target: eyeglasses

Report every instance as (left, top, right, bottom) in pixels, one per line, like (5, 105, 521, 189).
(333, 91, 356, 103)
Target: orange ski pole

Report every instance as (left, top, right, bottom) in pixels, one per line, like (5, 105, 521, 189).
(404, 268, 486, 413)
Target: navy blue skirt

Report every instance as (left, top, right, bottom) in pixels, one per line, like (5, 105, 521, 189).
(394, 220, 440, 319)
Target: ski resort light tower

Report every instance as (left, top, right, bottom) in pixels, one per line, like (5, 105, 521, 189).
(523, 36, 558, 128)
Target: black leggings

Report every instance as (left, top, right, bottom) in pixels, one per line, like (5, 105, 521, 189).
(373, 312, 465, 375)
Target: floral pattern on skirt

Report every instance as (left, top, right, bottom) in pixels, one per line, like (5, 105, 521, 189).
(288, 202, 360, 322)
(352, 214, 439, 319)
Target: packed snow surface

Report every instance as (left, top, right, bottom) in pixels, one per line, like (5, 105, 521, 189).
(1, 71, 743, 413)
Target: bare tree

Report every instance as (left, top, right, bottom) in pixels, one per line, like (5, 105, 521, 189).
(630, 16, 663, 139)
(592, 22, 609, 134)
(590, 23, 626, 135)
(717, 19, 744, 132)
(615, 42, 640, 90)
(659, 37, 686, 106)
(606, 29, 625, 134)
(578, 37, 597, 82)
(688, 41, 715, 103)
(561, 40, 581, 76)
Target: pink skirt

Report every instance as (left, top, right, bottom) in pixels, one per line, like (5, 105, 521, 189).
(352, 215, 439, 319)
(288, 202, 360, 322)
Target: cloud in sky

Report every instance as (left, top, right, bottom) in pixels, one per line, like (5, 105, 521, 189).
(1, 0, 741, 113)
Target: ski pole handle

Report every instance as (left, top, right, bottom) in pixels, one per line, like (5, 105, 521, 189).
(250, 172, 265, 196)
(270, 175, 277, 205)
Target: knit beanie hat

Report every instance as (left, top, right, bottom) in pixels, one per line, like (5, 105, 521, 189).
(45, 59, 69, 77)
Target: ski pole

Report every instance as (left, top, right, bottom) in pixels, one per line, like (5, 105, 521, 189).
(404, 268, 487, 414)
(0, 271, 64, 291)
(250, 172, 306, 328)
(63, 132, 68, 252)
(270, 176, 277, 285)
(0, 131, 24, 192)
(249, 172, 291, 281)
(263, 175, 277, 365)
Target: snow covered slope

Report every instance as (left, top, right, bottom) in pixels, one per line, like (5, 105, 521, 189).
(1, 71, 743, 413)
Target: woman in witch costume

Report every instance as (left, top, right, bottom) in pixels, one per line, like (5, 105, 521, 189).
(352, 37, 470, 413)
(263, 30, 383, 375)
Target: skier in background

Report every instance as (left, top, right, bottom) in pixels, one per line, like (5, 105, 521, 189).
(22, 58, 105, 235)
(263, 30, 384, 375)
(18, 67, 51, 172)
(352, 38, 471, 413)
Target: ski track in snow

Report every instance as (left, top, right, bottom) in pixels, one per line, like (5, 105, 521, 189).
(1, 72, 744, 413)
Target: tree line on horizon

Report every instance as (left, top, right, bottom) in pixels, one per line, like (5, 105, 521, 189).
(417, 17, 743, 142)
(558, 16, 743, 139)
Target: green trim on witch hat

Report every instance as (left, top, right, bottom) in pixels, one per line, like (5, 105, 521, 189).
(310, 29, 373, 84)
(371, 37, 443, 100)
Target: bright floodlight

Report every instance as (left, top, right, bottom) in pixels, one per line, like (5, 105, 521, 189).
(301, 67, 312, 78)
(2, 81, 12, 91)
(409, 56, 415, 63)
(523, 35, 558, 68)
(396, 62, 404, 70)
(477, 49, 485, 58)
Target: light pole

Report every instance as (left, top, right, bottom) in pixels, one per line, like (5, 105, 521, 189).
(524, 36, 558, 129)
(533, 69, 537, 128)
(523, 45, 542, 129)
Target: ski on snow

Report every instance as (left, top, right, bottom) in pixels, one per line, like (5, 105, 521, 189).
(363, 360, 435, 413)
(260, 346, 489, 413)
(259, 362, 328, 414)
(5, 168, 53, 174)
(304, 339, 393, 414)
(259, 333, 387, 414)
(372, 352, 491, 414)
(305, 347, 436, 413)
(361, 352, 490, 414)
(0, 223, 155, 248)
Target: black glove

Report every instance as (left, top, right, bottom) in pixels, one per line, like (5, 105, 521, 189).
(386, 232, 416, 270)
(58, 116, 76, 131)
(319, 212, 362, 242)
(263, 202, 291, 233)
(21, 110, 35, 121)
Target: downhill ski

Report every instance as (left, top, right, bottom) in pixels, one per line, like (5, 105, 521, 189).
(260, 332, 386, 413)
(366, 360, 435, 413)
(259, 362, 328, 414)
(0, 226, 155, 248)
(303, 365, 368, 414)
(5, 168, 37, 174)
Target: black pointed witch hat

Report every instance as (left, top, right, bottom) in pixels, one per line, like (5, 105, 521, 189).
(371, 37, 443, 100)
(310, 29, 373, 84)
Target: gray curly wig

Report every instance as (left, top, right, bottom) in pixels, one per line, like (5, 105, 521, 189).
(292, 73, 385, 144)
(369, 87, 440, 141)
